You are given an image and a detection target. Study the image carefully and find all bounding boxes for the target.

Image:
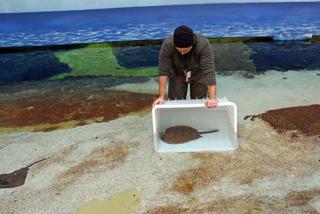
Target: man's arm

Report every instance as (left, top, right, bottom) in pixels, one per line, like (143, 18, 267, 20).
(153, 39, 172, 106)
(205, 85, 218, 108)
(158, 75, 168, 99)
(153, 75, 168, 106)
(208, 85, 216, 99)
(199, 38, 217, 108)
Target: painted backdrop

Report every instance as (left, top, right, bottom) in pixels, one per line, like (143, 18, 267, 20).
(1, 0, 320, 13)
(0, 2, 320, 47)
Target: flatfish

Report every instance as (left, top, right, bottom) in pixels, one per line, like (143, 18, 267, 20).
(160, 125, 218, 144)
(0, 158, 47, 188)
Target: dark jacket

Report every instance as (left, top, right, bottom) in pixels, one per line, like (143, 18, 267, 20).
(158, 33, 216, 85)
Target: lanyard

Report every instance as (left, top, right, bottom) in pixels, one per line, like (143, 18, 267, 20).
(177, 51, 193, 82)
(178, 51, 192, 75)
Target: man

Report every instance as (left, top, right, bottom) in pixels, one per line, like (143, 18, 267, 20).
(153, 25, 218, 108)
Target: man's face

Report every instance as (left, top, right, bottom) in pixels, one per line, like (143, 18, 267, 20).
(175, 46, 193, 55)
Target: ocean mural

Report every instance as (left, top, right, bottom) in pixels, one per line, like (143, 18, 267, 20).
(1, 2, 320, 84)
(2, 0, 320, 13)
(0, 2, 320, 47)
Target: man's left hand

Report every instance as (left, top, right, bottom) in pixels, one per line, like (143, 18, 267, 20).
(205, 98, 218, 108)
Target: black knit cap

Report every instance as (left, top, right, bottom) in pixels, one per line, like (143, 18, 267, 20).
(174, 25, 194, 48)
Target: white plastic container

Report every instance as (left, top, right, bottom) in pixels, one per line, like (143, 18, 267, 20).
(152, 98, 238, 153)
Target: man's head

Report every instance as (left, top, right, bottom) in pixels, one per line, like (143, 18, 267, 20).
(174, 25, 194, 55)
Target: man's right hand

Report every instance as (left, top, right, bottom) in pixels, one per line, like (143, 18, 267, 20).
(153, 75, 167, 107)
(152, 97, 165, 107)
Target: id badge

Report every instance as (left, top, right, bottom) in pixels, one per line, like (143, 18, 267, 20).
(185, 70, 191, 82)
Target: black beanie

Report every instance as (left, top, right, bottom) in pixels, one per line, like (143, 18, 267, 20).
(174, 25, 194, 48)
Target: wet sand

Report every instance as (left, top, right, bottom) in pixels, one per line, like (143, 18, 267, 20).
(0, 70, 320, 213)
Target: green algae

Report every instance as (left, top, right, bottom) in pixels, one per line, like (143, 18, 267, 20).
(208, 36, 273, 43)
(100, 36, 273, 47)
(50, 41, 257, 80)
(47, 36, 271, 80)
(108, 39, 163, 47)
(311, 35, 320, 42)
(213, 42, 256, 74)
(50, 43, 157, 80)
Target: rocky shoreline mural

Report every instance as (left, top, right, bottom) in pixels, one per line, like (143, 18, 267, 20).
(1, 40, 320, 85)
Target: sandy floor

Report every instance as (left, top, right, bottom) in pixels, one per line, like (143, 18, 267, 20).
(0, 70, 320, 213)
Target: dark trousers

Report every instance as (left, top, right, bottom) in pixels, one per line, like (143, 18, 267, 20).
(168, 79, 208, 99)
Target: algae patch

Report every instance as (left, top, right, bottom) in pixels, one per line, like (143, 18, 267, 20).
(51, 43, 156, 80)
(55, 142, 137, 191)
(0, 86, 155, 133)
(75, 188, 141, 214)
(213, 42, 256, 75)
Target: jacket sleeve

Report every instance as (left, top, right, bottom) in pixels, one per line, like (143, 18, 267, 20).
(158, 41, 172, 76)
(199, 40, 216, 85)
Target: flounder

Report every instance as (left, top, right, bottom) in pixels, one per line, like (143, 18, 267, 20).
(160, 125, 218, 144)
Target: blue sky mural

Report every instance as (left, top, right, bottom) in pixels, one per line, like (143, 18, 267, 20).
(0, 2, 320, 47)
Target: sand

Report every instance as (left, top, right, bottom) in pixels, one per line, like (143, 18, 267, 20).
(0, 69, 320, 213)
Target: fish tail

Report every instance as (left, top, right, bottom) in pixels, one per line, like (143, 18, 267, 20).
(199, 129, 219, 134)
(26, 158, 48, 168)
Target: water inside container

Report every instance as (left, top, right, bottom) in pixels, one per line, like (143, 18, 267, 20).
(155, 106, 237, 152)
